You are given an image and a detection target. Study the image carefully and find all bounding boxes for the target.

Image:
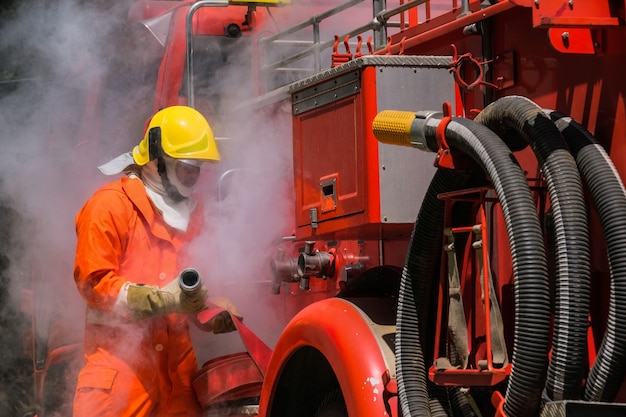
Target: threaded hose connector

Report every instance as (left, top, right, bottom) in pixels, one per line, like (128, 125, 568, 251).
(372, 110, 441, 151)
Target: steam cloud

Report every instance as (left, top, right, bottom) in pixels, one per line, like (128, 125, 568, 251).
(0, 0, 383, 413)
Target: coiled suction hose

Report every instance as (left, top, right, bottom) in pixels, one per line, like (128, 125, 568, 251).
(374, 111, 550, 417)
(475, 96, 591, 404)
(546, 111, 626, 402)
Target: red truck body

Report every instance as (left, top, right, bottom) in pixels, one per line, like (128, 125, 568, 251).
(22, 1, 626, 416)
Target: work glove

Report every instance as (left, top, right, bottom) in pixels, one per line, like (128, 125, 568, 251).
(126, 276, 208, 321)
(207, 297, 243, 334)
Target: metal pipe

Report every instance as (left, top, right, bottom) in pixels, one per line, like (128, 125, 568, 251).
(377, 0, 429, 23)
(270, 247, 299, 294)
(313, 19, 321, 73)
(260, 21, 379, 73)
(185, 0, 229, 109)
(374, 1, 515, 55)
(0, 78, 38, 85)
(259, 0, 365, 45)
(260, 0, 431, 74)
(372, 0, 386, 50)
(459, 0, 471, 18)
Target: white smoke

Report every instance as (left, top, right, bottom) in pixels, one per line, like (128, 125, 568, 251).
(0, 0, 386, 412)
(0, 0, 141, 414)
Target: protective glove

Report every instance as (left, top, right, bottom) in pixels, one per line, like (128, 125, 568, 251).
(207, 297, 243, 334)
(126, 276, 208, 321)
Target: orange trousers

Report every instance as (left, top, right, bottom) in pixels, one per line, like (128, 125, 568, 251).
(73, 346, 202, 417)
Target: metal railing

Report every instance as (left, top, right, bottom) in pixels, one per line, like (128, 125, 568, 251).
(185, 0, 230, 109)
(257, 0, 467, 92)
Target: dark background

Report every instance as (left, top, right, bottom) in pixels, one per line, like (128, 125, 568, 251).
(1, 0, 57, 415)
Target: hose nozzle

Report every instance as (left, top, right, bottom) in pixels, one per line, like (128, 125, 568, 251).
(178, 268, 202, 294)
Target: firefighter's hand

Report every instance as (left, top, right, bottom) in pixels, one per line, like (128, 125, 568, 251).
(172, 278, 209, 315)
(126, 279, 208, 320)
(208, 297, 243, 334)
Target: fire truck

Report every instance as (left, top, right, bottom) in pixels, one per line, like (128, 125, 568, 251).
(22, 0, 626, 416)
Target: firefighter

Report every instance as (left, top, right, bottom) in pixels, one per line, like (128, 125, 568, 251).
(72, 105, 237, 417)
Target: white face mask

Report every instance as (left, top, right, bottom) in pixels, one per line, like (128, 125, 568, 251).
(141, 159, 198, 232)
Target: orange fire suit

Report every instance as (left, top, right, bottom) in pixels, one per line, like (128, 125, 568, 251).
(73, 176, 204, 417)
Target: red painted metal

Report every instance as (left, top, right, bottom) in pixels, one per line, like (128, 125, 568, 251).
(378, 1, 518, 56)
(547, 27, 598, 54)
(491, 391, 508, 417)
(332, 35, 354, 67)
(429, 187, 511, 387)
(292, 94, 368, 239)
(525, 0, 620, 28)
(32, 344, 82, 410)
(478, 206, 494, 371)
(430, 365, 511, 387)
(193, 352, 264, 408)
(258, 297, 393, 417)
(291, 63, 427, 242)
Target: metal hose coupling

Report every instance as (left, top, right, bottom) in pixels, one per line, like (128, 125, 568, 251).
(178, 267, 203, 294)
(270, 247, 300, 295)
(297, 241, 336, 291)
(372, 109, 442, 151)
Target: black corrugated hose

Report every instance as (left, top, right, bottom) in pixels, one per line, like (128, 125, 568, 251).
(397, 168, 469, 417)
(546, 110, 626, 402)
(430, 383, 453, 417)
(475, 96, 591, 405)
(396, 116, 550, 417)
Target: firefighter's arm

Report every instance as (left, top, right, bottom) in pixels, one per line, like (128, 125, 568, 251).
(125, 276, 208, 320)
(74, 188, 133, 310)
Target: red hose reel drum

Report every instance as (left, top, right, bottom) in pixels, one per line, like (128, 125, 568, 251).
(192, 307, 272, 409)
(193, 351, 264, 408)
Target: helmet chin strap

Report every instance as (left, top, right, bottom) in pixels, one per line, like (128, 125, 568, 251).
(157, 157, 186, 202)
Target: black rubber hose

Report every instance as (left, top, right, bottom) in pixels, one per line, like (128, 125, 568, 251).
(448, 386, 480, 417)
(546, 110, 626, 402)
(475, 96, 591, 404)
(396, 117, 550, 417)
(429, 397, 450, 417)
(397, 168, 469, 417)
(429, 383, 452, 417)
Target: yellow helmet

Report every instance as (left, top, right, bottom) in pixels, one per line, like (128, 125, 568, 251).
(133, 106, 220, 165)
